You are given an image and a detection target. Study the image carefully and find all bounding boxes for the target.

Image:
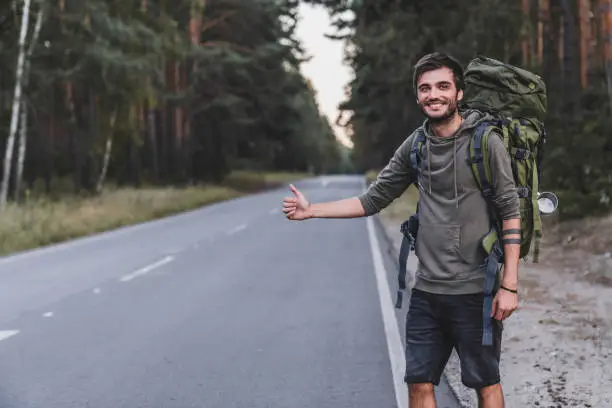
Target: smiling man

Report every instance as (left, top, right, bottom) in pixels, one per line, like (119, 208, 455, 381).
(282, 52, 520, 408)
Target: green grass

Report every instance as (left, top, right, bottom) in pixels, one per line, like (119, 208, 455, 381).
(0, 171, 309, 256)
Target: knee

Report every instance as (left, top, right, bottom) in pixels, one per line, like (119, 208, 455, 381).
(408, 382, 435, 397)
(477, 382, 502, 398)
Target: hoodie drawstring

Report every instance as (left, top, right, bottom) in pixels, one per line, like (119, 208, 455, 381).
(425, 125, 460, 208)
(426, 137, 432, 195)
(453, 136, 458, 208)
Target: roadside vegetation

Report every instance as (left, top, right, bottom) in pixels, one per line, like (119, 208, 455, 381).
(0, 170, 307, 256)
(0, 1, 350, 255)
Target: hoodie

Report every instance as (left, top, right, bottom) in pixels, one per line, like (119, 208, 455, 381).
(359, 109, 520, 295)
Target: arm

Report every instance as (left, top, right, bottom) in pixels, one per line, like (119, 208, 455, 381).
(307, 197, 366, 219)
(355, 135, 417, 217)
(500, 218, 520, 289)
(296, 134, 417, 220)
(486, 132, 521, 290)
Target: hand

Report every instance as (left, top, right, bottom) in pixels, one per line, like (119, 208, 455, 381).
(282, 184, 311, 220)
(491, 287, 518, 321)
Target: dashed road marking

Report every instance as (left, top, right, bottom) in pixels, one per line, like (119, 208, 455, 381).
(120, 256, 174, 283)
(227, 224, 247, 235)
(0, 330, 19, 342)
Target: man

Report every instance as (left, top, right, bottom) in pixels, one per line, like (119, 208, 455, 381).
(282, 52, 520, 408)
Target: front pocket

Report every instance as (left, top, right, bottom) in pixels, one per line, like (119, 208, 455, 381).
(415, 223, 462, 281)
(458, 220, 489, 265)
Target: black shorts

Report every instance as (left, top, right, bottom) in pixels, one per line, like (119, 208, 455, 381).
(403, 288, 503, 390)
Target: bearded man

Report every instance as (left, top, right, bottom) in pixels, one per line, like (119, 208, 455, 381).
(282, 52, 520, 408)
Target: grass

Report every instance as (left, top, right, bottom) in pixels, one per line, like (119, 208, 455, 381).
(0, 171, 309, 256)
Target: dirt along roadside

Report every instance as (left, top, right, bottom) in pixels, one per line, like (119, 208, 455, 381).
(376, 189, 612, 408)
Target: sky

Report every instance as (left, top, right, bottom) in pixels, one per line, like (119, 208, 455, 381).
(294, 3, 354, 149)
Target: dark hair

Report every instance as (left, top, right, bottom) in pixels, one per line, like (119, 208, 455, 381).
(412, 52, 465, 92)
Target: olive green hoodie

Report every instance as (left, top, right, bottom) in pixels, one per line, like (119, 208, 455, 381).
(359, 109, 520, 295)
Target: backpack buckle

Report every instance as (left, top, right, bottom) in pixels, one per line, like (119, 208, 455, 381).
(514, 148, 530, 160)
(517, 186, 531, 198)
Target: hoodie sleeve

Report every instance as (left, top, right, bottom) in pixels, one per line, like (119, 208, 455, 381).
(358, 135, 418, 216)
(487, 131, 520, 220)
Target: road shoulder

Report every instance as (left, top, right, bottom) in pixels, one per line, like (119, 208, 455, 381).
(377, 213, 612, 408)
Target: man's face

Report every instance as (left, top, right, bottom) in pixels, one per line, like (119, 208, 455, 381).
(416, 67, 463, 123)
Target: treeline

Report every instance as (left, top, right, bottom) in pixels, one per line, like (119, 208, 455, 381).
(0, 0, 352, 206)
(307, 0, 612, 219)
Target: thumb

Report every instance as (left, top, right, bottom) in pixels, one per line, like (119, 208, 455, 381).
(490, 297, 498, 318)
(289, 184, 300, 196)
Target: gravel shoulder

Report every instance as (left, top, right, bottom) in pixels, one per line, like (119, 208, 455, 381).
(377, 197, 612, 408)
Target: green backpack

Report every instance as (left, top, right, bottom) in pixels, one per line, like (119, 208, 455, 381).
(396, 56, 549, 345)
(461, 55, 547, 263)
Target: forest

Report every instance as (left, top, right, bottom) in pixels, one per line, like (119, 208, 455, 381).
(1, 0, 611, 253)
(0, 0, 350, 204)
(307, 0, 612, 219)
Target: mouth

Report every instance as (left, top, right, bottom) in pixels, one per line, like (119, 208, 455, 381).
(426, 102, 446, 110)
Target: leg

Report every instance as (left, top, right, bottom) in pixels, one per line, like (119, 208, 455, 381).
(477, 383, 504, 408)
(404, 289, 453, 408)
(445, 292, 505, 408)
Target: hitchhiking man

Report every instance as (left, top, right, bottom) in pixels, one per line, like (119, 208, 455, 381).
(282, 52, 520, 408)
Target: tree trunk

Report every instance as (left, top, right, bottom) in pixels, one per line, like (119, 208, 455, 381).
(95, 111, 116, 193)
(1, 0, 32, 209)
(15, 101, 27, 201)
(604, 0, 612, 114)
(14, 6, 44, 202)
(522, 0, 531, 66)
(578, 0, 591, 88)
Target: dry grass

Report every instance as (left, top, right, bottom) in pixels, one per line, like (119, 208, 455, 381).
(0, 171, 309, 256)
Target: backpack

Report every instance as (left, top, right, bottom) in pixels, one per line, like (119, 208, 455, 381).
(395, 56, 549, 345)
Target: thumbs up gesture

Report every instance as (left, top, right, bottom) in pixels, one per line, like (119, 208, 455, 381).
(282, 184, 311, 220)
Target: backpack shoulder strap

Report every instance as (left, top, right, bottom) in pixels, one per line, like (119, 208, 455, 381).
(468, 121, 499, 199)
(395, 127, 426, 310)
(408, 127, 427, 173)
(468, 121, 506, 347)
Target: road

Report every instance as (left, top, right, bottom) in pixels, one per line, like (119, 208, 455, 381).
(0, 175, 461, 408)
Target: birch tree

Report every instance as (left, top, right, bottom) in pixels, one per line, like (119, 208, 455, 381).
(14, 4, 44, 201)
(1, 0, 32, 209)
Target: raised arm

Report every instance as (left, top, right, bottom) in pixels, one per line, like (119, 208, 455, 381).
(357, 135, 418, 216)
(282, 135, 418, 220)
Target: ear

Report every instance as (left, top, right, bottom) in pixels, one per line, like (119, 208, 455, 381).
(457, 89, 464, 102)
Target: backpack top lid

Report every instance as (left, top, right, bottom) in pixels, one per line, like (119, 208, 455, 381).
(460, 55, 548, 121)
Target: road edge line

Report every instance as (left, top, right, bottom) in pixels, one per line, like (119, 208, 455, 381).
(364, 185, 407, 408)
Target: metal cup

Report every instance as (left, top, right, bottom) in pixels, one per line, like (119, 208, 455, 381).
(537, 192, 558, 215)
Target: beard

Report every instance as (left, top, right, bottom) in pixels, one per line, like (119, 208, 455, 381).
(418, 96, 459, 125)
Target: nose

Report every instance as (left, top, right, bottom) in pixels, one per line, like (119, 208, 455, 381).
(429, 87, 441, 99)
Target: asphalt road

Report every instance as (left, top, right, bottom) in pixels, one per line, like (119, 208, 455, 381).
(0, 175, 461, 408)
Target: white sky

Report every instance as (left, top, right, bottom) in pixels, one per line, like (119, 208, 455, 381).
(295, 3, 354, 148)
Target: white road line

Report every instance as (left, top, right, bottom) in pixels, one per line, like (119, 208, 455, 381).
(42, 312, 53, 317)
(227, 224, 247, 235)
(0, 330, 19, 342)
(365, 184, 407, 408)
(120, 256, 174, 283)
